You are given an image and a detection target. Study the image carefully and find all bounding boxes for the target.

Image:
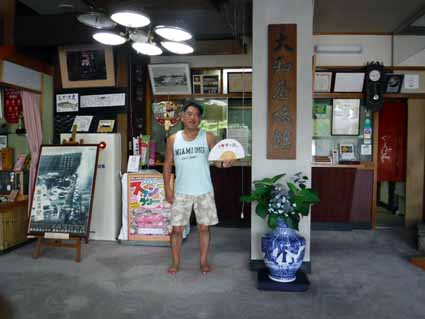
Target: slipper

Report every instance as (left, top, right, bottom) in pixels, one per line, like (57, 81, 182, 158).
(200, 265, 211, 275)
(167, 266, 179, 276)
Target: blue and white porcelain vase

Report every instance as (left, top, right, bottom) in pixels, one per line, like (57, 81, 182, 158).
(261, 218, 306, 282)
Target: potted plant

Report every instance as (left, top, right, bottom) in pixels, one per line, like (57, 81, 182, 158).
(241, 172, 319, 282)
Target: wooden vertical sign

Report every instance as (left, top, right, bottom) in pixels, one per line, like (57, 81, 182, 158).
(267, 24, 297, 159)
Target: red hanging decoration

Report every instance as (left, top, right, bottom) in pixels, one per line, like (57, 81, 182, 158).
(4, 88, 23, 124)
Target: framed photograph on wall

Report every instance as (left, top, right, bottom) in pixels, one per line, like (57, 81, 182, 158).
(28, 145, 99, 237)
(222, 68, 252, 94)
(56, 93, 79, 112)
(148, 63, 192, 95)
(331, 99, 360, 136)
(314, 72, 332, 92)
(58, 44, 115, 88)
(227, 72, 252, 93)
(191, 69, 221, 94)
(333, 72, 365, 92)
(385, 74, 404, 93)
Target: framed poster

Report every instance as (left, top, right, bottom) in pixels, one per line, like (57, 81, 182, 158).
(333, 73, 365, 92)
(332, 99, 360, 136)
(127, 173, 170, 240)
(148, 63, 192, 95)
(267, 24, 297, 159)
(227, 72, 252, 93)
(58, 44, 115, 88)
(56, 93, 79, 113)
(385, 74, 403, 93)
(314, 72, 332, 92)
(28, 145, 99, 237)
(80, 93, 125, 108)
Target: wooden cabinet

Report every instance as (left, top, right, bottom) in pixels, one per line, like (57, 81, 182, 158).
(0, 200, 28, 251)
(311, 167, 372, 225)
(211, 166, 251, 227)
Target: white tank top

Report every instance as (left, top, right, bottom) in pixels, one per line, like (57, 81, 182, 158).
(173, 129, 213, 195)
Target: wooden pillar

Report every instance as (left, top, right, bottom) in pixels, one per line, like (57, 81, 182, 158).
(0, 0, 15, 45)
(406, 99, 425, 227)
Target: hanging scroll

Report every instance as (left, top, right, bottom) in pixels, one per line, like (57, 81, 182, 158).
(267, 24, 297, 159)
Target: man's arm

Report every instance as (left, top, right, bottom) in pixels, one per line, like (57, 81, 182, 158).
(163, 134, 175, 204)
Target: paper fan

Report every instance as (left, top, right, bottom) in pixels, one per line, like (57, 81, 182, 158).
(208, 139, 245, 161)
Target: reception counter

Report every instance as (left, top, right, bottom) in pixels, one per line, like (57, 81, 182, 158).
(311, 165, 374, 226)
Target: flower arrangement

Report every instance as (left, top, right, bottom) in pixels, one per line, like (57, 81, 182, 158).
(240, 172, 319, 230)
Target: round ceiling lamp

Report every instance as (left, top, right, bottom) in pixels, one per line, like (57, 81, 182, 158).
(93, 32, 127, 45)
(111, 10, 150, 28)
(154, 25, 192, 42)
(77, 12, 117, 29)
(132, 42, 163, 56)
(160, 41, 194, 54)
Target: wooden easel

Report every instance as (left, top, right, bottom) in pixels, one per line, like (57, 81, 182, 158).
(32, 126, 88, 262)
(33, 235, 83, 263)
(62, 125, 84, 145)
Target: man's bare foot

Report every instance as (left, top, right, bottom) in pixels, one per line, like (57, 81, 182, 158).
(168, 264, 179, 276)
(200, 263, 211, 275)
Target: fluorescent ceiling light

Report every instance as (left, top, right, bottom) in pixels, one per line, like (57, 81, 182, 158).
(93, 32, 127, 45)
(132, 42, 163, 56)
(154, 25, 192, 42)
(161, 41, 194, 54)
(314, 44, 362, 54)
(111, 10, 150, 28)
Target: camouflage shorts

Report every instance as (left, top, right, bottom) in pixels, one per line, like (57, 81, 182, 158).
(171, 192, 218, 226)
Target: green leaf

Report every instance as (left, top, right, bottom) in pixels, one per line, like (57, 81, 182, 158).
(270, 173, 285, 183)
(268, 214, 278, 229)
(287, 182, 298, 195)
(298, 189, 320, 203)
(255, 202, 268, 219)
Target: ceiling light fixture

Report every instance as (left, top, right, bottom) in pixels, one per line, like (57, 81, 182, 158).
(93, 32, 127, 45)
(77, 11, 117, 29)
(160, 41, 194, 54)
(85, 7, 194, 56)
(110, 10, 151, 28)
(132, 42, 163, 56)
(154, 25, 192, 42)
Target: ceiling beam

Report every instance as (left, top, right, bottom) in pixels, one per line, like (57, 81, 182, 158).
(393, 3, 425, 34)
(0, 0, 15, 45)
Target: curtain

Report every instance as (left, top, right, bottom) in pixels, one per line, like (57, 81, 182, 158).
(21, 91, 43, 201)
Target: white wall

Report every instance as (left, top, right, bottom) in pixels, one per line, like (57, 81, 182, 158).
(252, 0, 313, 261)
(393, 35, 425, 66)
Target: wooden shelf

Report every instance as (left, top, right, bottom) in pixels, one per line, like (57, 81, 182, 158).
(312, 164, 374, 170)
(313, 93, 425, 99)
(153, 93, 252, 100)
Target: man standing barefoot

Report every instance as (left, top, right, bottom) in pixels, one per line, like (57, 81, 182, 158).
(163, 100, 231, 275)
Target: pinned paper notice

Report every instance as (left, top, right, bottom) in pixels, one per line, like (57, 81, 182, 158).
(208, 139, 245, 161)
(403, 74, 419, 90)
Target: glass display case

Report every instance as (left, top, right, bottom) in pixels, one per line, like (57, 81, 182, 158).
(150, 97, 252, 164)
(312, 98, 373, 163)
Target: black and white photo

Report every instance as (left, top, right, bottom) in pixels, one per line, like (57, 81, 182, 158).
(148, 63, 192, 95)
(56, 93, 79, 113)
(28, 145, 99, 237)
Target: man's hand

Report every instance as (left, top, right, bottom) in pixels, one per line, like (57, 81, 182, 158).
(222, 159, 234, 168)
(165, 191, 175, 204)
